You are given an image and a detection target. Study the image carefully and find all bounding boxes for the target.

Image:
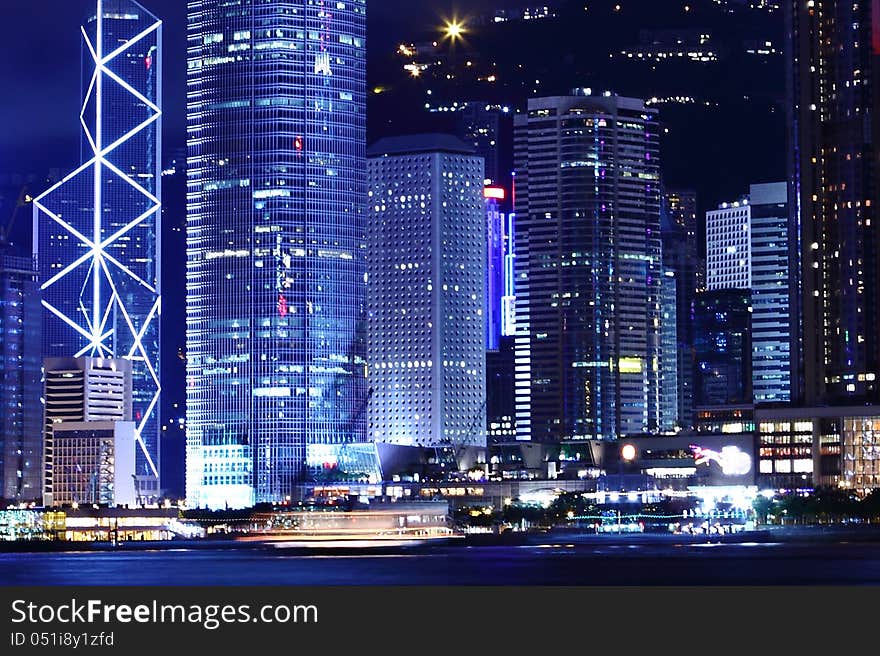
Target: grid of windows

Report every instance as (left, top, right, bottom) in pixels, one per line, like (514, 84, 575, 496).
(366, 141, 486, 447)
(513, 94, 664, 441)
(186, 0, 367, 508)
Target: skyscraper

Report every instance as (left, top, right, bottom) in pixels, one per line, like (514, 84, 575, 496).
(186, 1, 367, 508)
(33, 0, 162, 499)
(0, 251, 41, 502)
(513, 92, 664, 442)
(366, 134, 486, 449)
(662, 189, 698, 429)
(693, 289, 752, 407)
(788, 0, 880, 405)
(705, 183, 791, 404)
(749, 182, 791, 404)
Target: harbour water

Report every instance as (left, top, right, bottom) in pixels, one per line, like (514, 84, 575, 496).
(3, 528, 880, 585)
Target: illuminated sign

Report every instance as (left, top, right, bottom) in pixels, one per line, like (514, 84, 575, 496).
(483, 186, 506, 200)
(691, 445, 752, 476)
(618, 357, 643, 374)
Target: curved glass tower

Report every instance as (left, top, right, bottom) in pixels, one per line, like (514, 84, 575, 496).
(33, 0, 162, 497)
(186, 1, 367, 508)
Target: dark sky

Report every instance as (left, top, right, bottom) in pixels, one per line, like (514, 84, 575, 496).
(0, 0, 495, 173)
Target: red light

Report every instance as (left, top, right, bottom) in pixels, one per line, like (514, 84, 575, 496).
(483, 187, 505, 200)
(278, 293, 288, 317)
(294, 137, 303, 152)
(145, 55, 152, 70)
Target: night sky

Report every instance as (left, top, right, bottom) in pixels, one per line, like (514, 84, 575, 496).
(0, 0, 494, 173)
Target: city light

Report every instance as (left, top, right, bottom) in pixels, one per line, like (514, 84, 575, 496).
(442, 19, 466, 42)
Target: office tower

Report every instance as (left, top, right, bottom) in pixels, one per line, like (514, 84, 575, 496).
(693, 289, 752, 407)
(513, 92, 663, 442)
(706, 198, 751, 290)
(662, 188, 698, 428)
(50, 423, 137, 508)
(706, 183, 791, 403)
(660, 269, 679, 431)
(33, 0, 162, 499)
(749, 182, 791, 403)
(367, 134, 486, 448)
(186, 1, 367, 508)
(42, 357, 133, 506)
(788, 0, 880, 404)
(485, 187, 506, 352)
(0, 252, 42, 502)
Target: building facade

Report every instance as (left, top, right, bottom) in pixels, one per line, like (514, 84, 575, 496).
(42, 357, 133, 506)
(660, 269, 679, 431)
(33, 0, 162, 496)
(693, 289, 752, 407)
(513, 92, 664, 442)
(749, 182, 791, 404)
(705, 183, 791, 404)
(661, 189, 698, 430)
(366, 134, 486, 449)
(50, 421, 137, 508)
(0, 252, 42, 502)
(186, 0, 368, 508)
(787, 0, 880, 405)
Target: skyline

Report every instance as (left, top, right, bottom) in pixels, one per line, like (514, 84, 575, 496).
(2, 0, 879, 507)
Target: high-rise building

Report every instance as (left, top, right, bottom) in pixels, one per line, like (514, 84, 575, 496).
(513, 92, 664, 442)
(485, 186, 506, 352)
(706, 198, 752, 290)
(705, 183, 791, 404)
(660, 269, 679, 431)
(33, 0, 162, 498)
(787, 0, 880, 405)
(0, 251, 42, 502)
(662, 189, 698, 429)
(186, 1, 367, 508)
(42, 357, 133, 506)
(484, 186, 518, 442)
(749, 182, 791, 404)
(366, 134, 486, 449)
(693, 289, 752, 407)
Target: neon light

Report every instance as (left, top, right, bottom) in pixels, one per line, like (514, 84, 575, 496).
(484, 186, 505, 200)
(33, 0, 162, 479)
(691, 445, 752, 476)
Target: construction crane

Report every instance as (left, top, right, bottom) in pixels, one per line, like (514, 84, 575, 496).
(1, 185, 32, 248)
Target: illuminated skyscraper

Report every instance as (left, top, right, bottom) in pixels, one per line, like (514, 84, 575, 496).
(0, 251, 42, 502)
(788, 0, 880, 404)
(513, 93, 664, 442)
(186, 1, 367, 508)
(661, 189, 698, 429)
(33, 0, 162, 500)
(705, 183, 791, 404)
(366, 134, 486, 449)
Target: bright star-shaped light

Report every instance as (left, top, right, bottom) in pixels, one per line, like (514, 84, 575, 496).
(443, 19, 465, 41)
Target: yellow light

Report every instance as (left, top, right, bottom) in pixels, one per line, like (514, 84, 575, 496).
(621, 444, 637, 462)
(444, 20, 465, 41)
(618, 357, 642, 374)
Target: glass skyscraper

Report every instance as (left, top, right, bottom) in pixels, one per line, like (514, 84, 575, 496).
(513, 92, 664, 442)
(186, 1, 367, 508)
(33, 0, 162, 499)
(0, 251, 42, 502)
